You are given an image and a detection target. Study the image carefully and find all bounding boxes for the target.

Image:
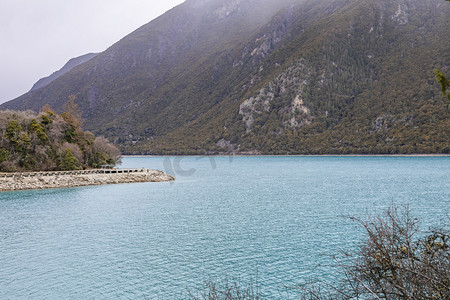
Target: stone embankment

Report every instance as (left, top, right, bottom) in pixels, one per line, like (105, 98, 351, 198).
(0, 169, 174, 191)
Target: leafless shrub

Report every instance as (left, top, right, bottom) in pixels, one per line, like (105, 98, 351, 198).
(93, 136, 122, 164)
(61, 142, 83, 166)
(191, 206, 449, 300)
(46, 116, 66, 142)
(297, 206, 449, 300)
(0, 110, 36, 130)
(350, 206, 449, 299)
(0, 158, 20, 172)
(188, 277, 261, 300)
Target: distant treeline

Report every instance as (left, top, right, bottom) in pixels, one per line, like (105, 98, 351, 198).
(0, 103, 120, 172)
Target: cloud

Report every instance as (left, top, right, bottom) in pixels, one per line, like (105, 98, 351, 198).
(0, 0, 184, 104)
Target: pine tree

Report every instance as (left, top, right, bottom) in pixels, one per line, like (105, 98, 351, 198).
(59, 148, 79, 171)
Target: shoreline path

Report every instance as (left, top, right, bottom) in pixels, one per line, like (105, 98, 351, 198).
(0, 169, 175, 191)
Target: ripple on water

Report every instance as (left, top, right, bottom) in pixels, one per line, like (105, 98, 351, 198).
(0, 156, 448, 299)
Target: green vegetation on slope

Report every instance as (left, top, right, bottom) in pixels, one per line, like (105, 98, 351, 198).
(2, 0, 449, 155)
(128, 0, 449, 155)
(435, 69, 450, 102)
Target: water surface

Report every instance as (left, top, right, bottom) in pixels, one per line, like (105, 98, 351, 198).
(0, 156, 448, 298)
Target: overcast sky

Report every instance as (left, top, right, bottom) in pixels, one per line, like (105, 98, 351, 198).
(0, 0, 184, 104)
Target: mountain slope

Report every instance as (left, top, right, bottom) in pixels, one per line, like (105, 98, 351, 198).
(30, 53, 98, 92)
(3, 0, 296, 136)
(2, 0, 449, 154)
(129, 0, 450, 154)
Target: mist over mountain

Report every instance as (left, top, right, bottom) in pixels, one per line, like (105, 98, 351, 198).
(2, 0, 449, 154)
(30, 53, 98, 92)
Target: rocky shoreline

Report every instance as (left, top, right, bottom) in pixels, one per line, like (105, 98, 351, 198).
(0, 169, 174, 191)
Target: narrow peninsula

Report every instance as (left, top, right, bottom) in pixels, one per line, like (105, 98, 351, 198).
(0, 105, 174, 191)
(0, 169, 174, 191)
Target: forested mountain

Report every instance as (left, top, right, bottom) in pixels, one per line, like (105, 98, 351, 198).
(2, 0, 449, 154)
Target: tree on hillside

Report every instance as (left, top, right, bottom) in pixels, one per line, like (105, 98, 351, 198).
(434, 0, 450, 102)
(59, 148, 79, 171)
(434, 70, 450, 102)
(62, 94, 83, 127)
(40, 104, 55, 114)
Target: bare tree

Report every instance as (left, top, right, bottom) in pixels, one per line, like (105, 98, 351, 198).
(188, 278, 261, 300)
(188, 206, 448, 300)
(62, 94, 83, 128)
(297, 206, 449, 299)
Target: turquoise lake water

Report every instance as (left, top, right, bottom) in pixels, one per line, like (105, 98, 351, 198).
(0, 156, 449, 299)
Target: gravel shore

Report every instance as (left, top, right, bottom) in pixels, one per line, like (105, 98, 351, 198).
(0, 169, 174, 191)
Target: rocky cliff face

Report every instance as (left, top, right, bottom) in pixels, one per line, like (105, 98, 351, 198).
(2, 0, 449, 154)
(239, 60, 312, 132)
